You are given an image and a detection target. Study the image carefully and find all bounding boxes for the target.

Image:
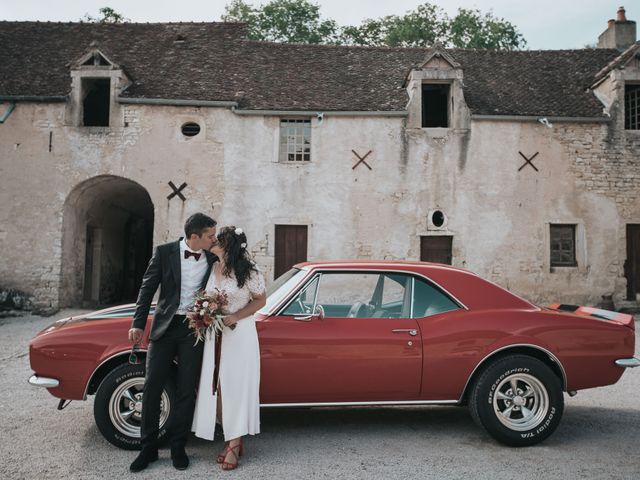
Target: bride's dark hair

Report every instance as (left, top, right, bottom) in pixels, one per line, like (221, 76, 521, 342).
(217, 226, 257, 288)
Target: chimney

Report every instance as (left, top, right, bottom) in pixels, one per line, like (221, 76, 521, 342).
(597, 6, 637, 50)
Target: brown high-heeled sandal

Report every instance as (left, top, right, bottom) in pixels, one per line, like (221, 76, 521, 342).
(217, 441, 243, 463)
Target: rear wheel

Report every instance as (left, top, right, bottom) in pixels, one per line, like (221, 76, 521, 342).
(469, 355, 564, 446)
(93, 363, 175, 450)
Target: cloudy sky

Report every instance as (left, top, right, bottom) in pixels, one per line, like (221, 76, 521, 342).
(2, 1, 631, 49)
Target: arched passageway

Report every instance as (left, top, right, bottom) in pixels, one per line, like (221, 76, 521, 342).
(60, 175, 154, 307)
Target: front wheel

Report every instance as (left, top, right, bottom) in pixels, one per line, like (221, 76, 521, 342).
(469, 355, 564, 446)
(93, 363, 175, 450)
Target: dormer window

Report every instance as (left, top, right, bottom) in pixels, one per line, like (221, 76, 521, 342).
(82, 78, 110, 126)
(625, 84, 639, 130)
(422, 84, 450, 128)
(69, 46, 127, 129)
(405, 46, 468, 131)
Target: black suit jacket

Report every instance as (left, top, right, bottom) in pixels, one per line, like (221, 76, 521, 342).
(132, 239, 216, 341)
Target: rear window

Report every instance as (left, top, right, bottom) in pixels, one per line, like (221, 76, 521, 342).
(412, 277, 460, 317)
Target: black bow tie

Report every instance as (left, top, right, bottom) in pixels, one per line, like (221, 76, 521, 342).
(184, 250, 201, 261)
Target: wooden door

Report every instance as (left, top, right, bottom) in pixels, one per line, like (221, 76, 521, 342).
(420, 236, 452, 265)
(274, 225, 308, 279)
(626, 225, 640, 301)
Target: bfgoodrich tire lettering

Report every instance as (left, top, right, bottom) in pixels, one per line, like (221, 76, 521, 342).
(469, 354, 564, 446)
(93, 363, 175, 450)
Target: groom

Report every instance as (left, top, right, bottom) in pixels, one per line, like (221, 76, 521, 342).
(128, 213, 217, 472)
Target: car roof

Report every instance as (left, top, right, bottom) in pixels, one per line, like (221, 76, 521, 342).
(295, 260, 535, 311)
(295, 260, 476, 275)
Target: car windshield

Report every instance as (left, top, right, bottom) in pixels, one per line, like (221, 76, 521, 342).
(259, 267, 307, 314)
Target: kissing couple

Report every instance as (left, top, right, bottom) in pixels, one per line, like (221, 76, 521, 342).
(128, 213, 266, 472)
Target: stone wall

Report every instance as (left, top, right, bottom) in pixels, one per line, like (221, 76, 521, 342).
(1, 80, 639, 312)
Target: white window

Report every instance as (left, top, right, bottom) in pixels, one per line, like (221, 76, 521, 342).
(279, 119, 311, 162)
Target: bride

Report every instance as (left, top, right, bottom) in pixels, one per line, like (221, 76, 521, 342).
(192, 226, 266, 471)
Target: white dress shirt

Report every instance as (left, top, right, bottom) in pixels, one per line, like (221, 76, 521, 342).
(177, 238, 209, 314)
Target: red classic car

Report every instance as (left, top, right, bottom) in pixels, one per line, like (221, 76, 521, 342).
(28, 261, 638, 449)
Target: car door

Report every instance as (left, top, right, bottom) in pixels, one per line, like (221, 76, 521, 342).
(258, 270, 422, 404)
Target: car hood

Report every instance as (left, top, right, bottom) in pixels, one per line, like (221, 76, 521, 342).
(38, 303, 155, 334)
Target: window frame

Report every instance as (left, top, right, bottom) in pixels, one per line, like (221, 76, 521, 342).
(550, 224, 578, 267)
(275, 269, 466, 319)
(624, 83, 640, 131)
(279, 118, 312, 163)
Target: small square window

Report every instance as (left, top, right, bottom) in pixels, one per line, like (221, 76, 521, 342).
(550, 225, 577, 267)
(279, 119, 311, 162)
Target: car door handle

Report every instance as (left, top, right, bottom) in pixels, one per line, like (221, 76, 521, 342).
(392, 329, 417, 336)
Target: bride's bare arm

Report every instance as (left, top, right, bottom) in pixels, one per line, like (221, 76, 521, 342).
(223, 292, 266, 327)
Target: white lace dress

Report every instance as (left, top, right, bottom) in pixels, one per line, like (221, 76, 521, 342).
(192, 263, 265, 441)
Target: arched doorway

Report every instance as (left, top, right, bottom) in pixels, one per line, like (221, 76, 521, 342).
(60, 176, 154, 308)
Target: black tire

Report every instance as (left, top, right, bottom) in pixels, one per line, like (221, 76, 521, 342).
(469, 354, 564, 447)
(93, 363, 175, 450)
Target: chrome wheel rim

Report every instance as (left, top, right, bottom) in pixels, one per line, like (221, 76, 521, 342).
(493, 373, 549, 431)
(109, 378, 170, 438)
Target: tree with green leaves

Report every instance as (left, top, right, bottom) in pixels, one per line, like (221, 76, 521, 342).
(222, 0, 526, 49)
(82, 7, 129, 23)
(223, 0, 339, 43)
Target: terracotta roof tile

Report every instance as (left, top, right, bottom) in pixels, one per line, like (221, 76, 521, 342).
(0, 21, 622, 117)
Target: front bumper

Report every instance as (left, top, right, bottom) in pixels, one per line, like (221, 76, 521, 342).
(28, 375, 60, 388)
(615, 357, 640, 368)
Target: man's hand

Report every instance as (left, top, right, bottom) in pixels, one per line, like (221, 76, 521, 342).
(128, 328, 144, 344)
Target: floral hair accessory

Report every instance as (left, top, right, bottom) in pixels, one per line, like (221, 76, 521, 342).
(240, 242, 247, 248)
(234, 227, 244, 235)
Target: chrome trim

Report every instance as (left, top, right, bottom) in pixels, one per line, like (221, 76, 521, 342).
(392, 329, 418, 336)
(262, 270, 316, 316)
(82, 349, 148, 400)
(313, 273, 322, 309)
(274, 273, 322, 317)
(615, 357, 640, 368)
(409, 276, 415, 318)
(271, 268, 467, 317)
(458, 344, 569, 402)
(260, 399, 459, 408)
(28, 375, 59, 388)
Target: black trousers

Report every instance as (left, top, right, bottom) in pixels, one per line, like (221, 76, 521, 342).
(140, 314, 203, 450)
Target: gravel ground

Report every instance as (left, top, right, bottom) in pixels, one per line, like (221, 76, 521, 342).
(2, 310, 639, 480)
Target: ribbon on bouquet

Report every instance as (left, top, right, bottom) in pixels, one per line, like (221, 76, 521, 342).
(212, 332, 222, 396)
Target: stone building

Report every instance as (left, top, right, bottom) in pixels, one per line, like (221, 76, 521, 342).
(0, 8, 639, 314)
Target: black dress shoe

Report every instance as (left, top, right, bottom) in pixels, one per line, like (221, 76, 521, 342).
(171, 447, 189, 470)
(129, 448, 158, 473)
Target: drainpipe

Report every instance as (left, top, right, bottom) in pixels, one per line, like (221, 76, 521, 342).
(0, 102, 16, 124)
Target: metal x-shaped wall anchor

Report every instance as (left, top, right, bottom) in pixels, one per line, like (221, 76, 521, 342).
(518, 151, 539, 172)
(167, 181, 187, 201)
(352, 149, 373, 170)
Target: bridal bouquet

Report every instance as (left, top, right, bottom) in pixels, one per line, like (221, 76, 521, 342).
(186, 288, 231, 344)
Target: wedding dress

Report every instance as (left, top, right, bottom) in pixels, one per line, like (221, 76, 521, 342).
(192, 263, 265, 440)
